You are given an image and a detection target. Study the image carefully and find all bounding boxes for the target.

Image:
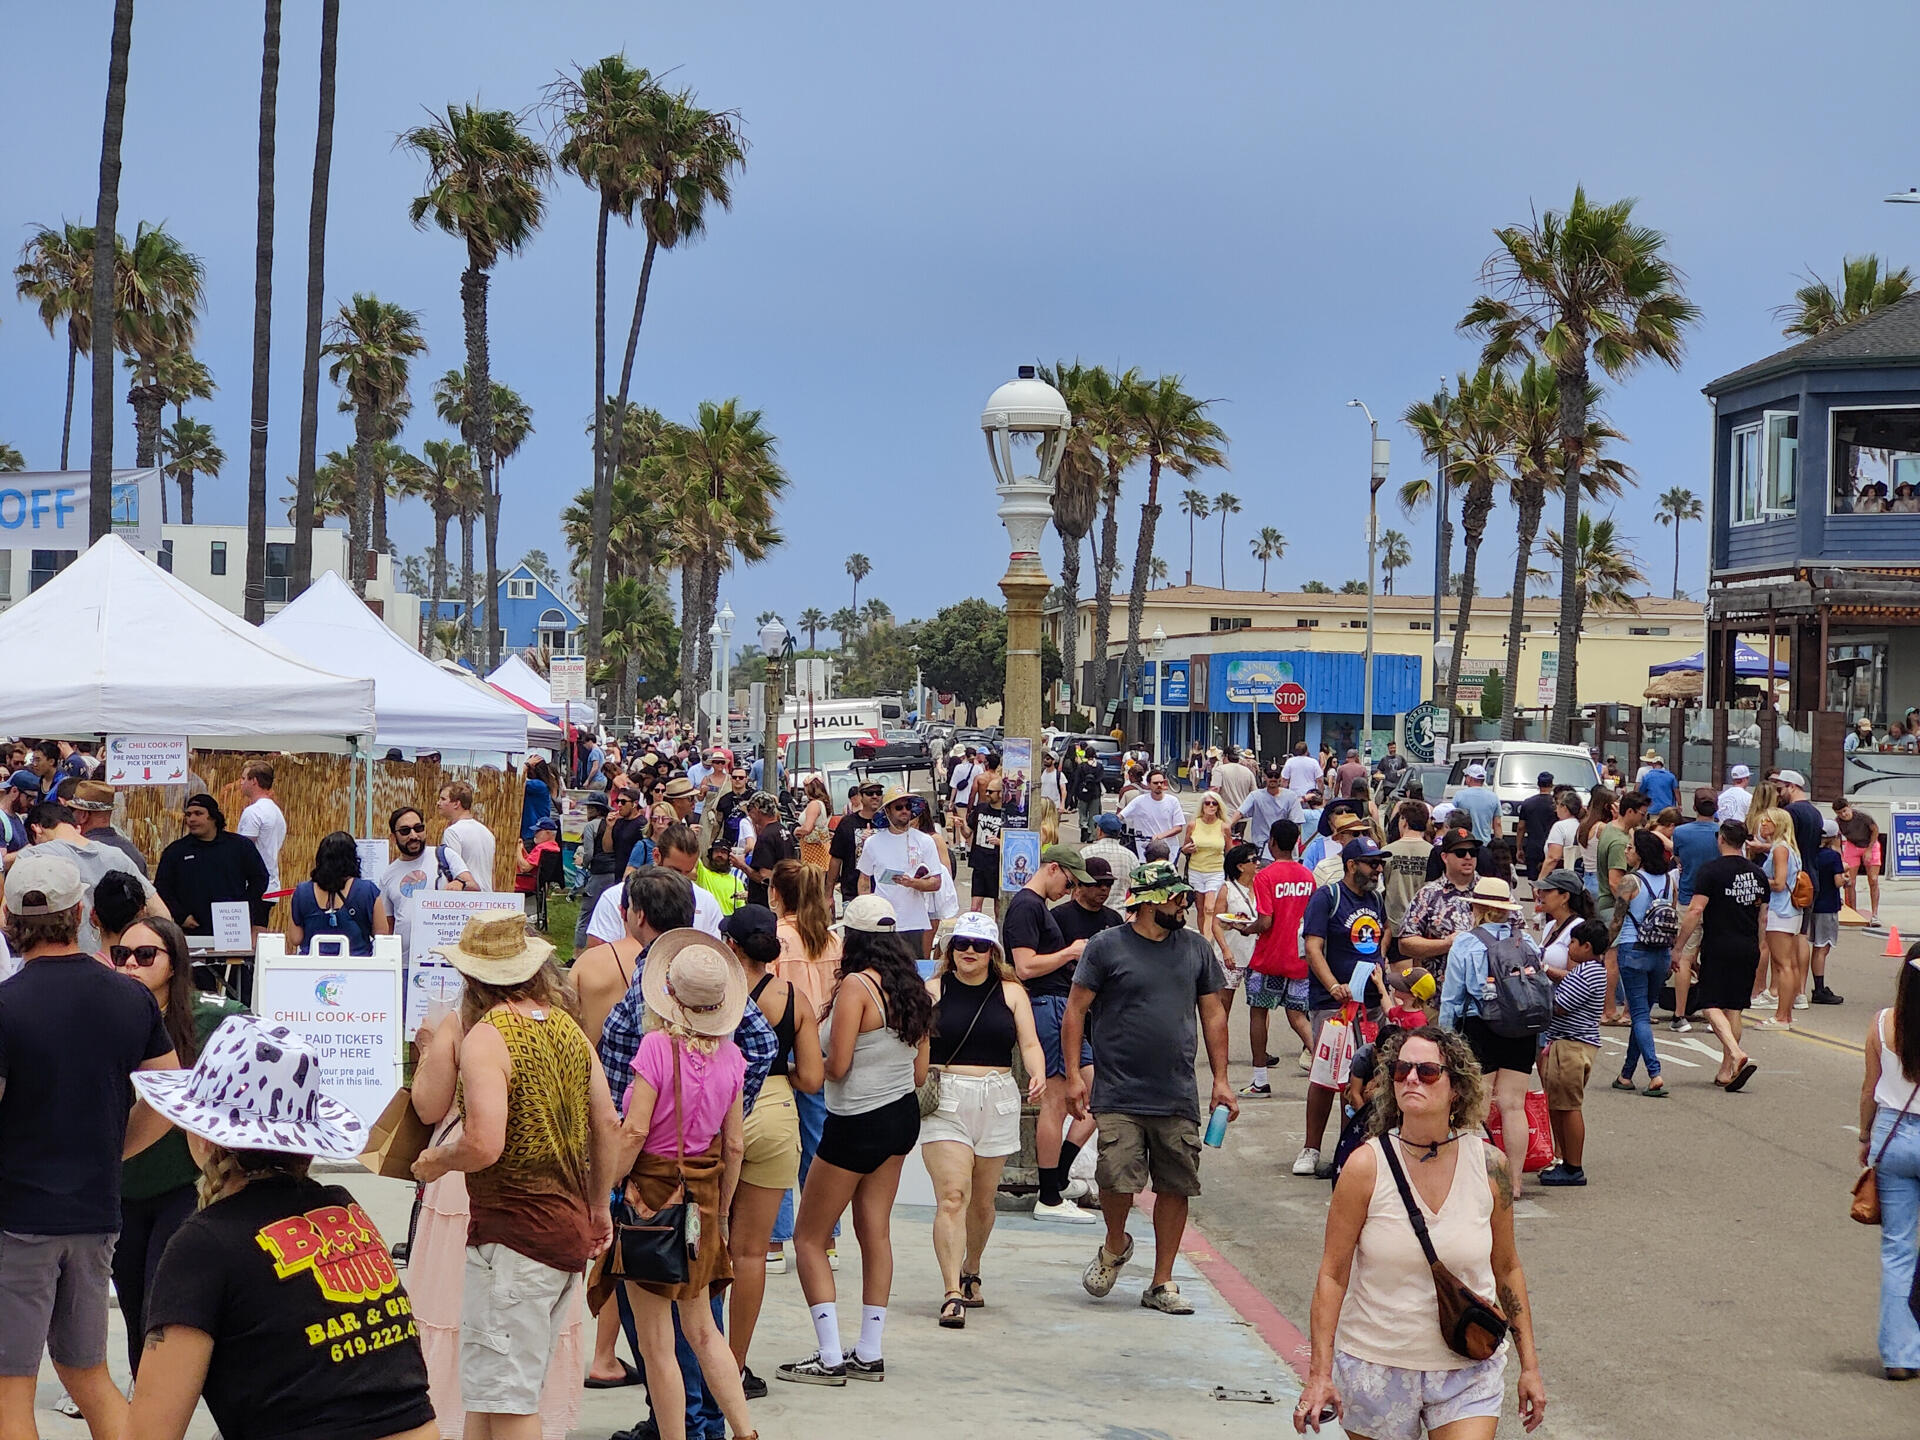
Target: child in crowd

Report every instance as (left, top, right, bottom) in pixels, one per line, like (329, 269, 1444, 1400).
(1539, 918, 1610, 1187)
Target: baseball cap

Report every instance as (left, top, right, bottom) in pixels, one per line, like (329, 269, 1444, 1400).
(1464, 763, 1488, 781)
(748, 790, 780, 811)
(1122, 860, 1194, 907)
(5, 769, 42, 796)
(1081, 855, 1116, 884)
(1095, 813, 1124, 836)
(837, 894, 898, 934)
(719, 903, 778, 943)
(1040, 845, 1094, 883)
(532, 816, 558, 833)
(1776, 769, 1807, 789)
(1730, 764, 1751, 780)
(1341, 836, 1386, 864)
(2, 852, 86, 915)
(1822, 816, 1840, 838)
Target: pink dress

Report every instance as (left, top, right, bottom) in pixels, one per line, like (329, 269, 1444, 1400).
(411, 1163, 585, 1438)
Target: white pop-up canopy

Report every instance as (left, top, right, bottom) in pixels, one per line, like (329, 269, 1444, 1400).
(264, 571, 528, 755)
(488, 652, 598, 727)
(434, 659, 564, 749)
(0, 535, 376, 741)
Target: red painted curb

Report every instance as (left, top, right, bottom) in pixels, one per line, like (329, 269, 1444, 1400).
(1134, 1192, 1313, 1381)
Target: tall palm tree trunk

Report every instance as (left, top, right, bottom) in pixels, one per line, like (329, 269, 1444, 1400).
(1090, 474, 1121, 718)
(595, 228, 660, 675)
(88, 0, 134, 541)
(349, 410, 374, 594)
(1550, 360, 1591, 742)
(584, 197, 613, 673)
(1186, 511, 1196, 585)
(1058, 539, 1081, 716)
(1446, 489, 1494, 713)
(1120, 459, 1163, 733)
(180, 472, 196, 525)
(678, 563, 700, 723)
(459, 510, 476, 665)
(61, 328, 78, 471)
(242, 0, 280, 624)
(1671, 527, 1682, 600)
(374, 482, 388, 553)
(129, 389, 165, 469)
(292, 0, 338, 599)
(1500, 488, 1546, 740)
(699, 549, 722, 726)
(1219, 516, 1228, 587)
(462, 264, 499, 670)
(428, 506, 449, 657)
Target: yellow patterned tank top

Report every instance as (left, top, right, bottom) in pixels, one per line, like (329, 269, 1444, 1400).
(462, 1006, 596, 1271)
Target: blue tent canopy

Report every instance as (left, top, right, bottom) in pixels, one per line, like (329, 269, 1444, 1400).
(1647, 641, 1788, 678)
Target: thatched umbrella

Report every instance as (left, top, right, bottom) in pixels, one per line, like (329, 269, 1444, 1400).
(1643, 669, 1703, 703)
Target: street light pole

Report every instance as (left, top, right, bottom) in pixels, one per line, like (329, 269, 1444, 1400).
(759, 617, 787, 789)
(1348, 400, 1390, 765)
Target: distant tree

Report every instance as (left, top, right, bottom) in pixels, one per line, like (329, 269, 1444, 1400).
(1148, 557, 1169, 587)
(1478, 668, 1505, 720)
(1654, 486, 1703, 599)
(0, 443, 23, 472)
(1213, 490, 1241, 586)
(797, 606, 826, 650)
(1178, 488, 1209, 583)
(1338, 579, 1368, 595)
(1776, 254, 1914, 337)
(1249, 526, 1286, 590)
(917, 597, 1010, 726)
(1380, 529, 1412, 594)
(519, 548, 559, 587)
(829, 605, 858, 649)
(1301, 579, 1332, 594)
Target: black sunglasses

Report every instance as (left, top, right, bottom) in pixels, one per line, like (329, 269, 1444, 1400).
(1392, 1060, 1447, 1084)
(949, 937, 996, 954)
(110, 944, 165, 968)
(394, 822, 426, 836)
(1445, 847, 1479, 859)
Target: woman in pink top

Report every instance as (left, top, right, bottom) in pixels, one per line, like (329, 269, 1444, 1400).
(1295, 1027, 1545, 1438)
(603, 930, 757, 1440)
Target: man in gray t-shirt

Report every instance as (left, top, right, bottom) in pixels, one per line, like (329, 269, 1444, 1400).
(1061, 860, 1234, 1316)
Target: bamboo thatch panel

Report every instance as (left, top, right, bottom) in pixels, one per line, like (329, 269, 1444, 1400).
(120, 753, 525, 921)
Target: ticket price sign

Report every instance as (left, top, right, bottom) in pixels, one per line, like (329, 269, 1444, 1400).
(253, 933, 403, 1127)
(406, 891, 519, 1034)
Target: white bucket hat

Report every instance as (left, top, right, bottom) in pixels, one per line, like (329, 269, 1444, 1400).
(129, 1014, 365, 1158)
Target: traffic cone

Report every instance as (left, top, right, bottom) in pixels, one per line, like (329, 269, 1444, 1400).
(1884, 926, 1905, 958)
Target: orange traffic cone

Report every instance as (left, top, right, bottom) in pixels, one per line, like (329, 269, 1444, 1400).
(1884, 926, 1906, 958)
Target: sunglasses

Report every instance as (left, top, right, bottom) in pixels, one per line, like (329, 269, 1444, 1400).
(886, 800, 913, 811)
(394, 823, 426, 836)
(110, 944, 166, 969)
(1444, 848, 1479, 859)
(950, 937, 996, 954)
(1391, 1060, 1447, 1084)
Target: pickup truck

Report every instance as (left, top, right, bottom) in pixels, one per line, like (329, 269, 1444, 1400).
(852, 730, 934, 773)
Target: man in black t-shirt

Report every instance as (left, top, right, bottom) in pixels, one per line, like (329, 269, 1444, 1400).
(1672, 821, 1765, 1092)
(827, 781, 884, 902)
(0, 853, 177, 1431)
(1005, 844, 1098, 1222)
(1051, 855, 1124, 944)
(608, 789, 649, 873)
(1515, 771, 1559, 880)
(743, 792, 793, 909)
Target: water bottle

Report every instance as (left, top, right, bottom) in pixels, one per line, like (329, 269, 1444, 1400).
(1203, 1103, 1231, 1148)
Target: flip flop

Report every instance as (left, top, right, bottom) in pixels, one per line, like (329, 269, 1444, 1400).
(1725, 1061, 1759, 1094)
(584, 1360, 640, 1389)
(1643, 1084, 1670, 1099)
(1712, 1076, 1730, 1088)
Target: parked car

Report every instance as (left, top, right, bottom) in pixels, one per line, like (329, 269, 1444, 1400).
(1056, 735, 1125, 792)
(1443, 741, 1601, 820)
(1380, 762, 1452, 809)
(854, 729, 932, 766)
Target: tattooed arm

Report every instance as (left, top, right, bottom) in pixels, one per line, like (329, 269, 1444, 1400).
(1487, 1147, 1546, 1431)
(127, 1325, 213, 1440)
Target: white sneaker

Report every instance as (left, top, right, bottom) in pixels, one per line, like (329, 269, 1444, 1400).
(765, 1246, 788, 1275)
(1032, 1199, 1098, 1224)
(826, 1246, 840, 1271)
(1793, 992, 1809, 1011)
(1061, 1177, 1093, 1203)
(1291, 1147, 1321, 1177)
(1297, 1048, 1313, 1073)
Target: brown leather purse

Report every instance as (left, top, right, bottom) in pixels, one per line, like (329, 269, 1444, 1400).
(1853, 1079, 1920, 1225)
(1380, 1134, 1509, 1362)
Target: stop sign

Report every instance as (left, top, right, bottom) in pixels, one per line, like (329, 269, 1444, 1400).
(1272, 681, 1308, 721)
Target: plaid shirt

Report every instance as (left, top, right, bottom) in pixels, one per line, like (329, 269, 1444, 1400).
(598, 949, 779, 1117)
(1401, 878, 1477, 980)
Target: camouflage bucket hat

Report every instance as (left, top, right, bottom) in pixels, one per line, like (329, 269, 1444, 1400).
(1122, 860, 1194, 907)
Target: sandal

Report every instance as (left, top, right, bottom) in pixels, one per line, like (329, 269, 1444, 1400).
(959, 1272, 984, 1308)
(939, 1293, 966, 1329)
(1610, 1078, 1637, 1093)
(1643, 1083, 1669, 1099)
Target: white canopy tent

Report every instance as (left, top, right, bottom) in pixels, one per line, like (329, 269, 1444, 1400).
(263, 571, 529, 756)
(488, 652, 597, 728)
(0, 535, 375, 743)
(433, 659, 564, 749)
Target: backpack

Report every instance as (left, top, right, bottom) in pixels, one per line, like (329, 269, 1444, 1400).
(1474, 924, 1553, 1039)
(1634, 871, 1679, 949)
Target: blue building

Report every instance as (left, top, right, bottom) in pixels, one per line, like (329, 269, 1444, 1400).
(430, 562, 584, 657)
(1703, 294, 1920, 717)
(1127, 648, 1423, 761)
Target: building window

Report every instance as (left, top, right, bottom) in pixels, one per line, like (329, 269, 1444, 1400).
(507, 577, 536, 599)
(1628, 626, 1670, 636)
(209, 540, 228, 576)
(1765, 411, 1797, 511)
(1731, 422, 1763, 523)
(1520, 624, 1533, 634)
(265, 542, 293, 604)
(1408, 620, 1432, 631)
(158, 539, 173, 574)
(1831, 406, 1920, 514)
(30, 550, 76, 591)
(497, 629, 509, 651)
(1209, 616, 1251, 632)
(1344, 619, 1368, 629)
(1295, 617, 1318, 629)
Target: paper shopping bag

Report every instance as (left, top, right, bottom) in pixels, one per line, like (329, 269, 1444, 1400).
(359, 1088, 432, 1179)
(1308, 1017, 1356, 1091)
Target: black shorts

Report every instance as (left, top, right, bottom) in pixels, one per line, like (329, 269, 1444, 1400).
(815, 1092, 920, 1176)
(1461, 1014, 1537, 1076)
(969, 864, 1000, 900)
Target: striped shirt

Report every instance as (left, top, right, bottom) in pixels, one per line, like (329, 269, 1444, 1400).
(1546, 961, 1606, 1047)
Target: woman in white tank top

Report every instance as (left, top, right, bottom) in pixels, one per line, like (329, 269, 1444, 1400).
(1296, 1028, 1546, 1437)
(1858, 959, 1920, 1379)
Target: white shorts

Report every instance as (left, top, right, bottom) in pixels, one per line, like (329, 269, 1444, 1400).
(1332, 1349, 1505, 1440)
(917, 1069, 1022, 1158)
(1189, 869, 1224, 894)
(460, 1244, 581, 1415)
(1764, 909, 1801, 934)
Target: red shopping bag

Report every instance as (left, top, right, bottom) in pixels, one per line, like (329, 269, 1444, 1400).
(1483, 1090, 1554, 1173)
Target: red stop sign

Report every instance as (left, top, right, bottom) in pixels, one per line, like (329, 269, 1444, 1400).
(1272, 681, 1308, 721)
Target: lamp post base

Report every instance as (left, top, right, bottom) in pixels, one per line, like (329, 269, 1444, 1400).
(1000, 554, 1051, 763)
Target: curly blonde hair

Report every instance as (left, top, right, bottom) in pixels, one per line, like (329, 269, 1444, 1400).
(1366, 1025, 1488, 1135)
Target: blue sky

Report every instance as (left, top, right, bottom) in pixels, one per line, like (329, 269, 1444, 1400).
(5, 2, 1918, 647)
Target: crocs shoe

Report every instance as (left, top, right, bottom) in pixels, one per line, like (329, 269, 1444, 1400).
(1141, 1282, 1194, 1315)
(1081, 1234, 1134, 1298)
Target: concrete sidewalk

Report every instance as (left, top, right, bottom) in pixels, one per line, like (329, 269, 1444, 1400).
(33, 1173, 1321, 1439)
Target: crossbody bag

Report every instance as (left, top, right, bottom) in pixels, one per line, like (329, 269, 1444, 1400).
(1378, 1133, 1509, 1361)
(917, 981, 995, 1118)
(608, 1037, 693, 1285)
(1852, 1016, 1920, 1225)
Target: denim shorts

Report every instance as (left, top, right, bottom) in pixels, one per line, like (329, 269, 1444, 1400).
(1029, 991, 1094, 1077)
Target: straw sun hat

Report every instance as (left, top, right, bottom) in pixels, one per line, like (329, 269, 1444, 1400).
(433, 910, 554, 985)
(642, 927, 749, 1037)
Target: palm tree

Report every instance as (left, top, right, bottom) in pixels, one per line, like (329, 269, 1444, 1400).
(1462, 187, 1697, 741)
(118, 224, 207, 470)
(14, 221, 118, 470)
(1213, 491, 1240, 586)
(159, 417, 223, 525)
(241, 0, 283, 623)
(796, 607, 827, 650)
(292, 0, 340, 600)
(0, 444, 26, 472)
(87, 0, 135, 540)
(418, 438, 475, 655)
(1655, 486, 1705, 599)
(1085, 367, 1142, 719)
(323, 294, 427, 595)
(1120, 375, 1224, 725)
(845, 553, 871, 614)
(402, 104, 551, 671)
(860, 597, 892, 630)
(1178, 488, 1210, 584)
(1777, 254, 1915, 338)
(598, 576, 678, 723)
(282, 448, 355, 524)
(550, 61, 746, 678)
(829, 606, 857, 650)
(1250, 526, 1286, 589)
(1148, 558, 1170, 588)
(374, 441, 428, 555)
(1039, 360, 1108, 717)
(1379, 528, 1411, 594)
(433, 369, 534, 655)
(151, 348, 215, 522)
(1539, 513, 1645, 631)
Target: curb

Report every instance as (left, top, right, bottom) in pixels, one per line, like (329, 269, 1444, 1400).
(1135, 1193, 1313, 1381)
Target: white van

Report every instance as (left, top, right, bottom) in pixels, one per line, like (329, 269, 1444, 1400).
(1444, 741, 1600, 821)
